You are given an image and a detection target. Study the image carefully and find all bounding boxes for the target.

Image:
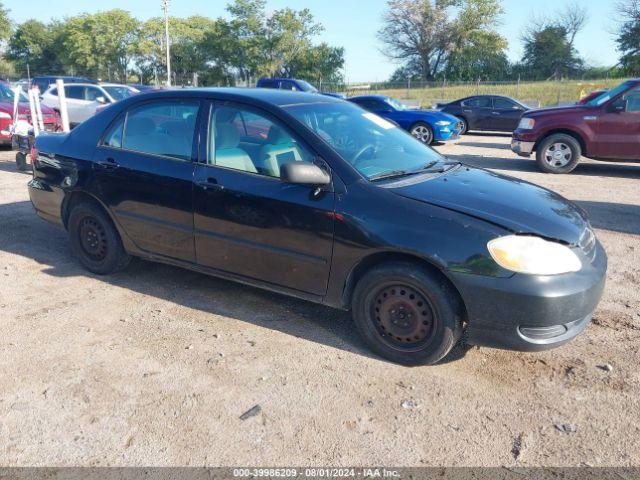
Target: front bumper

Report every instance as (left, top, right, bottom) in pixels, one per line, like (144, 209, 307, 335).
(511, 139, 535, 157)
(449, 240, 607, 352)
(434, 124, 462, 142)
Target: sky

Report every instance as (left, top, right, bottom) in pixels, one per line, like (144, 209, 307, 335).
(5, 0, 620, 82)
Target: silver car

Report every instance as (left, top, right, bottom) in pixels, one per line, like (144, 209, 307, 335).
(41, 83, 139, 126)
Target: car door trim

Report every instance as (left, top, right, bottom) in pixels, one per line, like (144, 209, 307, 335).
(194, 227, 328, 265)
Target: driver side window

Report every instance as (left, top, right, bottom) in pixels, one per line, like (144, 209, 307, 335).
(208, 105, 313, 178)
(623, 87, 640, 113)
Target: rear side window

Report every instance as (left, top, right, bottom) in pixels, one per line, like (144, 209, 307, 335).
(462, 97, 492, 108)
(122, 101, 199, 161)
(65, 86, 85, 100)
(260, 79, 278, 89)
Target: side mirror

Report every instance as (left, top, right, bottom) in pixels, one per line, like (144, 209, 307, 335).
(96, 96, 108, 105)
(609, 98, 627, 113)
(280, 162, 331, 186)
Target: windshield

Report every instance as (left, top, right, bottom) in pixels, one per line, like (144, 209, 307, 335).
(386, 97, 407, 111)
(0, 83, 28, 102)
(297, 80, 318, 93)
(103, 86, 136, 101)
(284, 101, 446, 180)
(586, 81, 634, 107)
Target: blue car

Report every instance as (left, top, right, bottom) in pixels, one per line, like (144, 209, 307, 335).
(349, 95, 462, 145)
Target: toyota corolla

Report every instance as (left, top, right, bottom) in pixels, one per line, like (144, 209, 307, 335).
(28, 88, 607, 365)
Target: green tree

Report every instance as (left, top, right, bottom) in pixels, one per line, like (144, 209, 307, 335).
(0, 1, 11, 43)
(521, 25, 583, 79)
(378, 0, 504, 81)
(616, 0, 640, 75)
(444, 30, 509, 80)
(6, 20, 67, 76)
(137, 16, 218, 85)
(62, 10, 139, 81)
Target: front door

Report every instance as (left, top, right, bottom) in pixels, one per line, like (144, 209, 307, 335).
(594, 85, 640, 159)
(193, 101, 335, 296)
(92, 99, 200, 262)
(490, 97, 525, 131)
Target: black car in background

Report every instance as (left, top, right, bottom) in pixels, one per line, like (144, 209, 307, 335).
(438, 95, 530, 134)
(28, 88, 606, 365)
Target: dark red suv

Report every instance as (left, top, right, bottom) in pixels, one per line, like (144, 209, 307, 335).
(511, 79, 640, 173)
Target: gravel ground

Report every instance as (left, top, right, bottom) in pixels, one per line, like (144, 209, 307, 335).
(0, 135, 639, 467)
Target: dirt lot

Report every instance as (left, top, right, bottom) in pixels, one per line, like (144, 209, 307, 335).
(0, 135, 639, 467)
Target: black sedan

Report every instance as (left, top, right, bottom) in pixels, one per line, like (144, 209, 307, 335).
(28, 88, 606, 365)
(438, 95, 530, 134)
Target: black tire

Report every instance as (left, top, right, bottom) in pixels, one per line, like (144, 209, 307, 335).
(351, 262, 464, 366)
(458, 117, 469, 135)
(409, 122, 434, 145)
(67, 202, 131, 275)
(15, 152, 27, 171)
(535, 134, 582, 174)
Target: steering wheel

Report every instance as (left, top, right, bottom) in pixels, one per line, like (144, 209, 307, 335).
(351, 144, 376, 165)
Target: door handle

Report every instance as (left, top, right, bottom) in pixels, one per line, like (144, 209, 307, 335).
(463, 109, 472, 113)
(97, 157, 119, 169)
(491, 111, 501, 115)
(198, 177, 225, 191)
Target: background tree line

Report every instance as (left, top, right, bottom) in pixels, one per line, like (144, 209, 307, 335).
(0, 0, 345, 86)
(0, 0, 639, 86)
(381, 0, 640, 83)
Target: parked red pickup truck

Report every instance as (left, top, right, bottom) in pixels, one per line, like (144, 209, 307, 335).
(511, 79, 640, 173)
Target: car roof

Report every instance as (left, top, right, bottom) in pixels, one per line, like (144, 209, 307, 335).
(132, 87, 343, 107)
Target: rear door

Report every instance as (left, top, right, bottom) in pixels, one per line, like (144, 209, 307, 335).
(595, 85, 640, 159)
(491, 97, 525, 131)
(460, 96, 492, 130)
(92, 99, 200, 261)
(63, 85, 87, 125)
(193, 100, 335, 295)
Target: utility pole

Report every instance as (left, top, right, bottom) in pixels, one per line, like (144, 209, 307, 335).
(161, 0, 171, 87)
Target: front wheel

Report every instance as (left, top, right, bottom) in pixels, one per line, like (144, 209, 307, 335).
(351, 262, 464, 366)
(536, 134, 582, 174)
(458, 117, 469, 135)
(410, 122, 434, 145)
(68, 202, 131, 275)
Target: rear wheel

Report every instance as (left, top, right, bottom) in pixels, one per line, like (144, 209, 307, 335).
(536, 134, 582, 174)
(351, 262, 464, 366)
(410, 122, 434, 145)
(67, 202, 131, 275)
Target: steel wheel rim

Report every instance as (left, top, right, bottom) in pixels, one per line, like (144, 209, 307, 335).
(411, 125, 432, 144)
(79, 217, 108, 261)
(370, 284, 436, 351)
(544, 142, 573, 168)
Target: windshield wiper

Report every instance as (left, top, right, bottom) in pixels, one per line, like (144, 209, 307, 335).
(369, 161, 440, 182)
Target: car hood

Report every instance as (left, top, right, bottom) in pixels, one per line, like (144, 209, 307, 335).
(392, 165, 588, 245)
(525, 105, 590, 118)
(0, 101, 56, 116)
(411, 110, 460, 123)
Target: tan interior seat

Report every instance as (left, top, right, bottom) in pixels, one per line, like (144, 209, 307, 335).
(214, 124, 257, 173)
(258, 126, 302, 177)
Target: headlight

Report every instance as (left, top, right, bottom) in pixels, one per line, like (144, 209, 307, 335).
(0, 112, 11, 119)
(435, 120, 451, 126)
(488, 235, 582, 275)
(518, 118, 535, 130)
